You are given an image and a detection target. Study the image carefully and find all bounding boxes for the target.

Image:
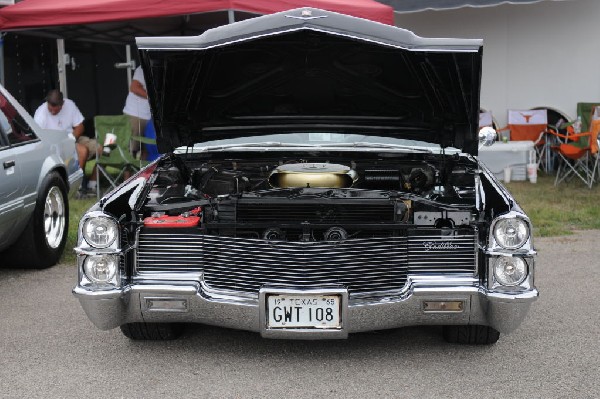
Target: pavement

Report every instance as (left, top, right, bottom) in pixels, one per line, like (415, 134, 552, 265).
(0, 231, 599, 398)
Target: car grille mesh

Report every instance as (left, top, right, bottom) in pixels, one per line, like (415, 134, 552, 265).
(136, 229, 477, 295)
(202, 236, 409, 294)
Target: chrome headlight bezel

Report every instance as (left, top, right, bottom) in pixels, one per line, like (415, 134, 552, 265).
(492, 256, 528, 286)
(81, 213, 119, 249)
(491, 214, 531, 250)
(82, 254, 119, 285)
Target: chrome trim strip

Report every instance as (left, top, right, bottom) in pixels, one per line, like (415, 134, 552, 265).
(138, 27, 481, 53)
(74, 247, 123, 256)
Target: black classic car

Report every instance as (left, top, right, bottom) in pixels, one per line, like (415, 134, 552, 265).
(74, 8, 538, 344)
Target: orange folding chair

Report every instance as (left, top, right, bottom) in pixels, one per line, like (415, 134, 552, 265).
(497, 109, 550, 170)
(549, 108, 598, 188)
(504, 109, 548, 141)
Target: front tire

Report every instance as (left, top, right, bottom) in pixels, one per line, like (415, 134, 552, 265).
(120, 323, 184, 340)
(442, 325, 500, 345)
(2, 172, 68, 269)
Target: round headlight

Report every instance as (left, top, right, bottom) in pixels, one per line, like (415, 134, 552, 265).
(83, 255, 118, 283)
(493, 218, 529, 249)
(493, 256, 527, 286)
(82, 217, 118, 248)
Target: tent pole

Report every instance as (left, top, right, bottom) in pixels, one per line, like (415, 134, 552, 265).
(56, 38, 68, 97)
(125, 44, 133, 87)
(228, 9, 235, 24)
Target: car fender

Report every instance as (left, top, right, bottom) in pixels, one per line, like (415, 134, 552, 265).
(37, 154, 68, 195)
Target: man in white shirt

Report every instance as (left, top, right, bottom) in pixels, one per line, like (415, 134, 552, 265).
(34, 90, 99, 192)
(123, 66, 151, 159)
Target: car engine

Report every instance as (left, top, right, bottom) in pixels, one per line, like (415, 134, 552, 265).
(139, 151, 481, 242)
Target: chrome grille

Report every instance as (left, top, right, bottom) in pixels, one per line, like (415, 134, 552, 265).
(136, 228, 477, 295)
(407, 231, 477, 275)
(201, 236, 408, 294)
(137, 232, 204, 273)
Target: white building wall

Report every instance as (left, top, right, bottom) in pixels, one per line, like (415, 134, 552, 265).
(394, 0, 599, 128)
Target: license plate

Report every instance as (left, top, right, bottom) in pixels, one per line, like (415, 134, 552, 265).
(266, 294, 341, 329)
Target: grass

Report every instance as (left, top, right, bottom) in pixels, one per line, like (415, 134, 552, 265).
(62, 196, 96, 265)
(60, 172, 599, 264)
(504, 172, 600, 237)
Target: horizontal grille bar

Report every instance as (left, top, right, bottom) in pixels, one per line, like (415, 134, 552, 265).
(135, 228, 477, 295)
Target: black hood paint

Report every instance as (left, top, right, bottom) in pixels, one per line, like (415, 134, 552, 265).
(137, 8, 483, 155)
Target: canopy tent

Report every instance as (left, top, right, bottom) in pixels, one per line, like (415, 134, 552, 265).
(0, 0, 394, 44)
(378, 0, 570, 13)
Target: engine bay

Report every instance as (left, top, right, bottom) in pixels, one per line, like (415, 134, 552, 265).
(140, 151, 482, 242)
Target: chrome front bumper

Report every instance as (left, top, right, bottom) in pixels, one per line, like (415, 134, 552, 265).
(73, 277, 538, 339)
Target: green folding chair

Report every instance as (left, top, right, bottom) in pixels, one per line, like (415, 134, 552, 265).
(86, 115, 154, 198)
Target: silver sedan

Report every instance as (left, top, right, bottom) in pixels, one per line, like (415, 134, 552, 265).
(0, 84, 82, 268)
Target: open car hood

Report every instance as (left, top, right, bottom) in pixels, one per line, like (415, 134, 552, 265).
(137, 8, 483, 155)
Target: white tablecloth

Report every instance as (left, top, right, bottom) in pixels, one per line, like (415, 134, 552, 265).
(479, 141, 535, 181)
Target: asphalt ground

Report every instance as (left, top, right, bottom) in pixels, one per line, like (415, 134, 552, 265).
(0, 231, 599, 398)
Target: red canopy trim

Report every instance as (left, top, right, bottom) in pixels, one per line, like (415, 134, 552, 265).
(0, 0, 394, 31)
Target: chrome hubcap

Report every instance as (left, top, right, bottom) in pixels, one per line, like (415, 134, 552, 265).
(44, 186, 66, 249)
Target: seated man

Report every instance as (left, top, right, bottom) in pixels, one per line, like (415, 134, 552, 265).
(34, 90, 99, 194)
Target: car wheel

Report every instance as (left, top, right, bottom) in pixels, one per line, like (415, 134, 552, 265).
(120, 323, 184, 340)
(442, 325, 500, 345)
(2, 172, 69, 269)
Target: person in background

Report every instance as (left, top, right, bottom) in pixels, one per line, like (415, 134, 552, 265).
(34, 89, 99, 194)
(123, 65, 151, 159)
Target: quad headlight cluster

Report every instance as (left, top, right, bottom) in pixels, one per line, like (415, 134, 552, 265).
(80, 214, 120, 286)
(490, 215, 532, 288)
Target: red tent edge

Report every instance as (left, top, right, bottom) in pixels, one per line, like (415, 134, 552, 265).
(0, 0, 395, 31)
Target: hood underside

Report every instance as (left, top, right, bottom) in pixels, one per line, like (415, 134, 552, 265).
(137, 8, 483, 155)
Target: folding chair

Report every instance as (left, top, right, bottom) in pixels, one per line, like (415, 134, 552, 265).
(498, 109, 553, 172)
(548, 108, 599, 188)
(87, 115, 149, 198)
(504, 109, 548, 141)
(576, 102, 600, 133)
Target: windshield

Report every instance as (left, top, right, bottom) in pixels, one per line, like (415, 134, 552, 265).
(175, 133, 460, 153)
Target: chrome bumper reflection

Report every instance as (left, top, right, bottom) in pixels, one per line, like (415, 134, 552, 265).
(73, 278, 538, 339)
